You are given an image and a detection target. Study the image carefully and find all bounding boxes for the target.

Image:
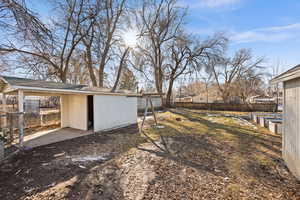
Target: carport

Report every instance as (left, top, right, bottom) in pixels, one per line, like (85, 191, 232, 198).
(0, 76, 140, 148)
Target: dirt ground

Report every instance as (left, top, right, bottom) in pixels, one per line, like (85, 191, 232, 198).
(1, 109, 300, 200)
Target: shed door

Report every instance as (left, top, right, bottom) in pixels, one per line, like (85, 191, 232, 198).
(87, 95, 94, 130)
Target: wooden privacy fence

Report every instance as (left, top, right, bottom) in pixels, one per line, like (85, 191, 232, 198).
(174, 102, 277, 112)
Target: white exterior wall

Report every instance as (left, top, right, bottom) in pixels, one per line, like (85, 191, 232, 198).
(138, 97, 162, 110)
(283, 78, 300, 179)
(93, 95, 137, 132)
(60, 95, 69, 128)
(61, 95, 88, 130)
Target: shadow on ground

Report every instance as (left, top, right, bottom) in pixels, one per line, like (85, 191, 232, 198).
(0, 124, 143, 200)
(1, 109, 300, 200)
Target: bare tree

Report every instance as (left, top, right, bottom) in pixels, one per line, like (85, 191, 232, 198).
(209, 48, 264, 103)
(118, 67, 138, 91)
(137, 0, 186, 96)
(165, 35, 191, 106)
(200, 71, 213, 104)
(94, 0, 127, 87)
(164, 33, 227, 106)
(0, 0, 92, 82)
(0, 0, 51, 41)
(233, 69, 265, 103)
(67, 50, 90, 84)
(111, 46, 130, 92)
(80, 7, 98, 86)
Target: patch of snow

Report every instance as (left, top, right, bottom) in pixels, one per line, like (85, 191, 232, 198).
(232, 117, 258, 129)
(42, 162, 50, 166)
(71, 155, 109, 163)
(78, 165, 87, 169)
(207, 114, 221, 117)
(137, 116, 154, 122)
(54, 152, 65, 157)
(45, 182, 56, 188)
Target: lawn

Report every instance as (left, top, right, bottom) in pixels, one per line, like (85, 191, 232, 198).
(1, 108, 300, 200)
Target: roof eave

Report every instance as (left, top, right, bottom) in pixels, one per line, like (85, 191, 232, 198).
(271, 71, 300, 84)
(7, 85, 141, 97)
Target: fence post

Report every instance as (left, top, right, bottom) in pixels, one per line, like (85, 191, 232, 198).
(18, 90, 24, 147)
(2, 94, 7, 127)
(8, 113, 13, 143)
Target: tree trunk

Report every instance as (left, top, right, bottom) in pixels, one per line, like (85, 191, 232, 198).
(111, 47, 130, 92)
(98, 50, 108, 87)
(98, 66, 104, 87)
(222, 92, 230, 103)
(166, 78, 174, 107)
(98, 33, 113, 87)
(60, 69, 67, 83)
(154, 67, 163, 93)
(154, 67, 164, 105)
(85, 47, 97, 87)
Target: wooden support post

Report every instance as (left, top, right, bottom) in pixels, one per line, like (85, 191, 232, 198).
(149, 97, 158, 126)
(9, 113, 13, 143)
(18, 90, 24, 147)
(40, 114, 44, 126)
(141, 96, 159, 132)
(141, 97, 149, 130)
(2, 94, 7, 127)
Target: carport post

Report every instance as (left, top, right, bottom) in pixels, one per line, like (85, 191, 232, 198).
(18, 90, 24, 147)
(2, 93, 7, 127)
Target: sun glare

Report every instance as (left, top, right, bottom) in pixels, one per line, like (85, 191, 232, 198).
(122, 29, 138, 48)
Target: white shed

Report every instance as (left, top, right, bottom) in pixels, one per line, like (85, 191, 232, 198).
(0, 76, 139, 135)
(272, 64, 300, 179)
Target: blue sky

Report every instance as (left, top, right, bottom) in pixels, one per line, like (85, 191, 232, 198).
(180, 0, 300, 72)
(28, 0, 300, 73)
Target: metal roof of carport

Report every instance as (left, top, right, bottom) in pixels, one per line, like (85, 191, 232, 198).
(0, 75, 141, 97)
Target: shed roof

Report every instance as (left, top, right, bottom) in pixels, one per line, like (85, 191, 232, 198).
(271, 64, 300, 84)
(0, 75, 141, 97)
(1, 76, 86, 90)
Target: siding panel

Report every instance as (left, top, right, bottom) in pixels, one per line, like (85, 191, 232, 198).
(284, 78, 300, 179)
(93, 95, 137, 132)
(60, 94, 88, 130)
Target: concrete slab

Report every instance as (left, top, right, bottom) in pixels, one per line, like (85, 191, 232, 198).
(23, 128, 94, 148)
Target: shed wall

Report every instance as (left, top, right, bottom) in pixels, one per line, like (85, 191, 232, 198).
(283, 78, 300, 179)
(93, 95, 137, 132)
(60, 95, 88, 130)
(60, 95, 69, 128)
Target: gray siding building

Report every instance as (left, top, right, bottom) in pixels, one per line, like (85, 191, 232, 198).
(272, 64, 300, 179)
